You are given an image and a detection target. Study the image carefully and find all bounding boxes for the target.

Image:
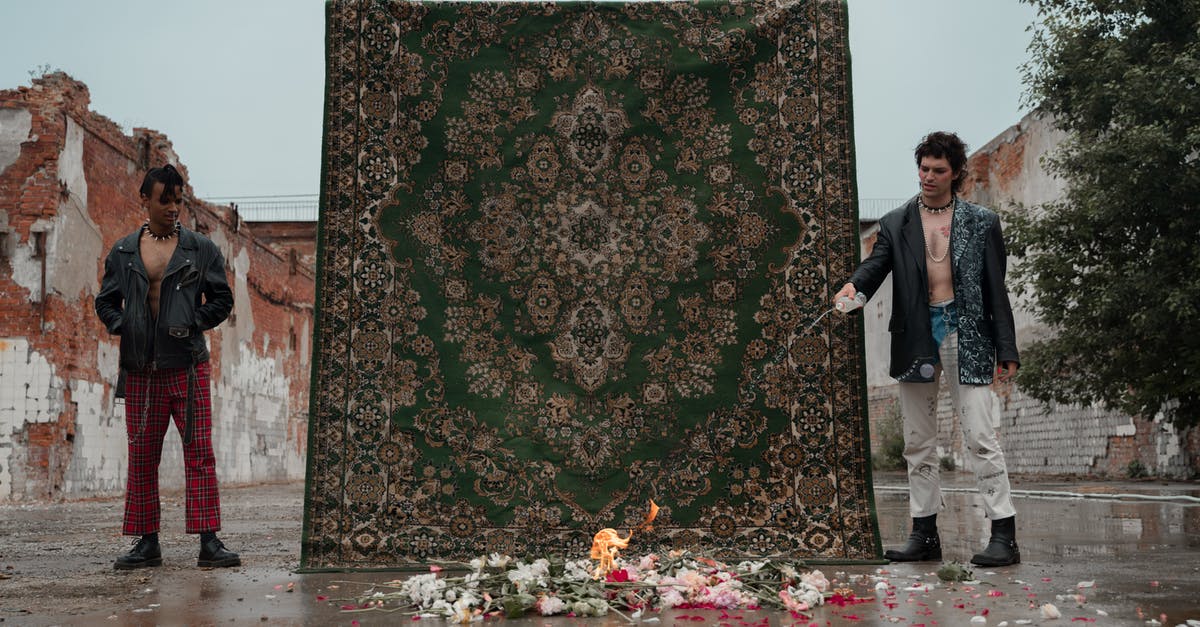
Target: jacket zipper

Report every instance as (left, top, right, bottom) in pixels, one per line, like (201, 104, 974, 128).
(156, 259, 193, 367)
(126, 252, 152, 372)
(136, 244, 189, 370)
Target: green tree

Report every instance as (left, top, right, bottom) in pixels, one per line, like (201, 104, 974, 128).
(1008, 0, 1200, 428)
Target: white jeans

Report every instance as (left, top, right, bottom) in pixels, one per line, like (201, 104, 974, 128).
(898, 331, 1016, 520)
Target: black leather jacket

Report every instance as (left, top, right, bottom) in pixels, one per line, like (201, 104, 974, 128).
(95, 227, 233, 371)
(849, 197, 1019, 384)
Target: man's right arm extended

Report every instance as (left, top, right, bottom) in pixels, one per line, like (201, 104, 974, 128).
(835, 223, 894, 304)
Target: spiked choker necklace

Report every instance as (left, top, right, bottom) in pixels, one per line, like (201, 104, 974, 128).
(919, 196, 954, 215)
(143, 221, 180, 241)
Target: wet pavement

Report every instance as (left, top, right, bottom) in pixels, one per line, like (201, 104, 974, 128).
(1, 475, 1197, 626)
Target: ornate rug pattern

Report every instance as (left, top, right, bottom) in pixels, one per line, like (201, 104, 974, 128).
(303, 0, 880, 569)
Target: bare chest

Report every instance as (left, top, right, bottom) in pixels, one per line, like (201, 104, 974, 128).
(919, 211, 954, 262)
(919, 211, 954, 301)
(140, 237, 178, 284)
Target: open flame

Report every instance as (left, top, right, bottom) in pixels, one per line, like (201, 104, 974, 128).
(590, 500, 659, 579)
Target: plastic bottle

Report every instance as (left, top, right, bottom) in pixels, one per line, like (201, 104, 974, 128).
(835, 292, 867, 313)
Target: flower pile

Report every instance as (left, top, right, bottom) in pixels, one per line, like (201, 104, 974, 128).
(335, 551, 839, 622)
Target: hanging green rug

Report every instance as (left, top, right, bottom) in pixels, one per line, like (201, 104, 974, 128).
(303, 0, 880, 569)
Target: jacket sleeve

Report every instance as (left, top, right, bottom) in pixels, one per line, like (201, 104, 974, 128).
(94, 249, 124, 334)
(194, 246, 234, 331)
(848, 221, 894, 300)
(984, 214, 1020, 365)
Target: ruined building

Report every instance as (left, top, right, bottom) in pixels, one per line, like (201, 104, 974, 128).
(0, 73, 313, 501)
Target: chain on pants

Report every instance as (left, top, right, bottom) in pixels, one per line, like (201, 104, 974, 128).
(898, 332, 1016, 520)
(122, 361, 221, 535)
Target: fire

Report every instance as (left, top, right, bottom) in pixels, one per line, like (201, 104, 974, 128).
(590, 500, 659, 579)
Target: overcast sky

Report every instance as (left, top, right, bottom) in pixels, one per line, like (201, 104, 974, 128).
(0, 0, 1038, 204)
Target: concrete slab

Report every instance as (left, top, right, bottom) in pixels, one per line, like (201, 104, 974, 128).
(1, 476, 1197, 626)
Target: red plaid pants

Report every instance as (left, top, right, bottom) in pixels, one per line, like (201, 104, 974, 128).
(122, 361, 221, 535)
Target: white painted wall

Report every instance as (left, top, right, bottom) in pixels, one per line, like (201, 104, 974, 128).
(50, 118, 103, 303)
(63, 377, 126, 495)
(0, 339, 65, 500)
(0, 108, 31, 175)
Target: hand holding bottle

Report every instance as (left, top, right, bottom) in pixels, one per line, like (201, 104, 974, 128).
(833, 283, 866, 313)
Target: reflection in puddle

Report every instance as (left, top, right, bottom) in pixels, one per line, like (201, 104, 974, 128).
(875, 488, 1200, 558)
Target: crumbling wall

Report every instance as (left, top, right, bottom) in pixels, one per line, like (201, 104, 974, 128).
(0, 73, 314, 501)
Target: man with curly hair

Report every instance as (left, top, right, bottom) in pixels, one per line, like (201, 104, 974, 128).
(835, 132, 1021, 567)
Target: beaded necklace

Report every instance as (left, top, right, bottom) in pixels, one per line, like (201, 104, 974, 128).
(919, 197, 953, 263)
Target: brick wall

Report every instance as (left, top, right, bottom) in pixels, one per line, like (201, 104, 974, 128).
(0, 73, 314, 501)
(865, 386, 898, 452)
(243, 221, 318, 271)
(862, 112, 1199, 479)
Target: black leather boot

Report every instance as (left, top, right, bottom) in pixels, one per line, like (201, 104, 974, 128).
(198, 536, 241, 568)
(114, 536, 162, 570)
(884, 514, 942, 562)
(970, 516, 1020, 566)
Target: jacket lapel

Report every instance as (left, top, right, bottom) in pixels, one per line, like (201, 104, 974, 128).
(949, 197, 969, 276)
(899, 198, 927, 281)
(116, 232, 149, 281)
(162, 229, 200, 280)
